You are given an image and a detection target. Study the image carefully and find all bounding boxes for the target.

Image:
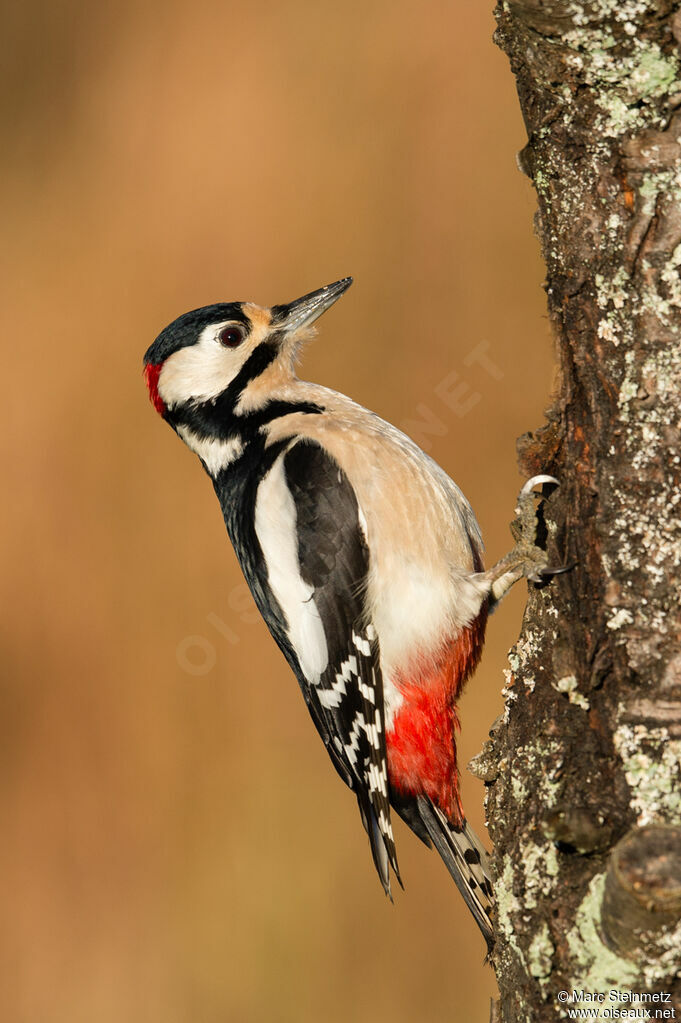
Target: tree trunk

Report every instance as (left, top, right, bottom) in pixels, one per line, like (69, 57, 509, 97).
(476, 3, 681, 1017)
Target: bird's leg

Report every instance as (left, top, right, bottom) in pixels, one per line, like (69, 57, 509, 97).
(482, 475, 568, 610)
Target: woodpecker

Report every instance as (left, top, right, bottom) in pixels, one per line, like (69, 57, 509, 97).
(144, 278, 558, 952)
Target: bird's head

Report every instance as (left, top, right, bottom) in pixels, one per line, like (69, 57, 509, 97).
(143, 277, 352, 419)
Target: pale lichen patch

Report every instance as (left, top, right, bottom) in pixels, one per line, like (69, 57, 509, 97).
(642, 921, 681, 986)
(661, 243, 681, 309)
(507, 630, 544, 697)
(528, 922, 554, 980)
(565, 873, 639, 992)
(595, 268, 633, 346)
(495, 854, 525, 962)
(512, 775, 526, 803)
(560, 21, 680, 137)
(554, 674, 590, 710)
(496, 849, 558, 990)
(511, 737, 565, 811)
(639, 167, 681, 216)
(521, 841, 561, 910)
(607, 607, 634, 630)
(614, 721, 681, 825)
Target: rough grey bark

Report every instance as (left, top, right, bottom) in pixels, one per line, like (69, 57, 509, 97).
(473, 3, 681, 1018)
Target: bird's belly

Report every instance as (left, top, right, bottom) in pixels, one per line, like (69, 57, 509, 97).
(368, 555, 488, 687)
(384, 613, 487, 823)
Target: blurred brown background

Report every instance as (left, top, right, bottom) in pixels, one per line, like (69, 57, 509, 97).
(2, 2, 553, 1020)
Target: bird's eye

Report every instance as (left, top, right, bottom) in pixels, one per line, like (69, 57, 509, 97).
(218, 325, 245, 349)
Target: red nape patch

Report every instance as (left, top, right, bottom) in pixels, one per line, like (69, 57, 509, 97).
(386, 610, 488, 824)
(144, 362, 166, 416)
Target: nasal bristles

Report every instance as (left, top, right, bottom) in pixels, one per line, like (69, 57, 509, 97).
(283, 324, 318, 369)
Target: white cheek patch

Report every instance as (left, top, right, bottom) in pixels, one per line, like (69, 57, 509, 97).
(254, 454, 329, 683)
(157, 324, 250, 408)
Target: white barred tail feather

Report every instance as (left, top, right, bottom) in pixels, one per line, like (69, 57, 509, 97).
(416, 797, 494, 953)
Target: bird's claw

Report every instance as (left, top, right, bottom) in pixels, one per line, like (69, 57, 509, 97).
(485, 474, 571, 606)
(514, 476, 574, 586)
(509, 475, 557, 550)
(528, 560, 577, 586)
(516, 474, 559, 513)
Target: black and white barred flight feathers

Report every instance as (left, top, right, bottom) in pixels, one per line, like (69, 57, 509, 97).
(271, 439, 399, 891)
(221, 435, 399, 894)
(144, 278, 495, 951)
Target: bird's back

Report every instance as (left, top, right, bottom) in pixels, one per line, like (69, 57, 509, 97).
(259, 379, 488, 684)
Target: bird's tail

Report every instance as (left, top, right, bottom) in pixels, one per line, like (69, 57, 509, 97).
(416, 796, 494, 953)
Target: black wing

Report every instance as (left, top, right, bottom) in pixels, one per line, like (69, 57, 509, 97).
(282, 439, 400, 892)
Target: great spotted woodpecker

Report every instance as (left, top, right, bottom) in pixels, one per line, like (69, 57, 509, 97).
(144, 278, 558, 952)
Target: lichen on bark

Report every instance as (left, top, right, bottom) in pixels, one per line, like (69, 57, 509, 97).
(483, 1, 681, 1018)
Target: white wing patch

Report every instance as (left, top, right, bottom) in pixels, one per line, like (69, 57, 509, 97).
(254, 454, 329, 683)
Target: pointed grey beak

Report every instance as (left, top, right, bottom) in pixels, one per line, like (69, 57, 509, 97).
(273, 277, 353, 333)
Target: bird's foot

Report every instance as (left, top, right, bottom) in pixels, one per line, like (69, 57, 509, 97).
(484, 475, 570, 608)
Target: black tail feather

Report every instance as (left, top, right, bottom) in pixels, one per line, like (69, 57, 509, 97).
(357, 794, 403, 897)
